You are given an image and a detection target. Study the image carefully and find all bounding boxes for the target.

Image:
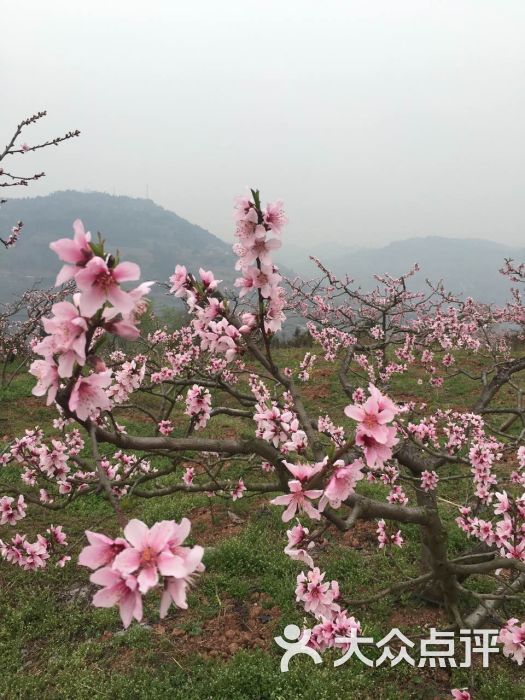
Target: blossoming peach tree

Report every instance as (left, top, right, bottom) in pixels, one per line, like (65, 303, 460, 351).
(0, 283, 75, 390)
(1, 191, 525, 670)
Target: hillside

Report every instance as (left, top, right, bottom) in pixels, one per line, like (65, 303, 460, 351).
(1, 191, 523, 309)
(277, 236, 524, 305)
(0, 191, 235, 306)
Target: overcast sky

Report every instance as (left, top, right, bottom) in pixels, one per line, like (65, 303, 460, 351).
(2, 1, 524, 248)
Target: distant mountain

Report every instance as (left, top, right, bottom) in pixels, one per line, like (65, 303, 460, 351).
(1, 192, 522, 311)
(276, 236, 525, 305)
(0, 191, 235, 306)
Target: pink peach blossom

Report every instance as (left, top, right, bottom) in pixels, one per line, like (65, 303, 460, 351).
(284, 523, 315, 568)
(498, 618, 525, 665)
(263, 200, 287, 234)
(68, 370, 113, 420)
(344, 385, 396, 443)
(159, 545, 205, 617)
(451, 691, 472, 700)
(75, 257, 140, 317)
(199, 268, 220, 290)
(37, 301, 88, 377)
(355, 425, 398, 468)
(50, 219, 93, 285)
(90, 567, 143, 628)
(113, 519, 193, 594)
(29, 358, 59, 405)
(231, 479, 246, 500)
(78, 531, 128, 569)
(283, 459, 324, 483)
(103, 281, 154, 340)
(319, 459, 364, 511)
(270, 480, 323, 522)
(182, 467, 195, 485)
(169, 265, 189, 296)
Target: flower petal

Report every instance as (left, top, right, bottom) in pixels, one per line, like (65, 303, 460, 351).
(148, 521, 175, 552)
(123, 519, 149, 548)
(157, 552, 187, 578)
(137, 565, 159, 594)
(113, 547, 141, 574)
(113, 261, 140, 283)
(92, 585, 120, 608)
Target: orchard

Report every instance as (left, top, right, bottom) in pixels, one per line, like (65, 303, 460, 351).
(1, 188, 524, 698)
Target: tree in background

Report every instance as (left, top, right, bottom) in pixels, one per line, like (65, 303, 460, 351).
(1, 110, 80, 249)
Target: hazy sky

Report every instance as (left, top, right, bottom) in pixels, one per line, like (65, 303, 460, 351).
(2, 1, 524, 248)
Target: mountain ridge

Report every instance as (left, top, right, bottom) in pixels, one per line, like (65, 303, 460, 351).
(0, 190, 235, 306)
(1, 191, 522, 307)
(276, 234, 524, 305)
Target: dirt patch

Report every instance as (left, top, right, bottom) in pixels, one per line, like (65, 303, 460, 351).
(316, 367, 331, 378)
(162, 592, 280, 660)
(302, 384, 331, 400)
(338, 519, 378, 550)
(388, 603, 446, 632)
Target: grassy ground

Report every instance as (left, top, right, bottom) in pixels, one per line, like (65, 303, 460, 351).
(1, 350, 525, 699)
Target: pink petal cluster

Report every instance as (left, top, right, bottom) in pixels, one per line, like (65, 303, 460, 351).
(90, 567, 143, 628)
(0, 495, 26, 525)
(233, 193, 286, 333)
(0, 523, 69, 571)
(295, 567, 340, 618)
(102, 281, 154, 340)
(254, 403, 306, 451)
(199, 267, 220, 291)
(185, 384, 212, 430)
(309, 610, 362, 652)
(283, 459, 324, 483)
(284, 523, 315, 568)
(0, 427, 154, 518)
(35, 301, 88, 377)
(29, 358, 59, 405)
(78, 518, 204, 628)
(231, 479, 246, 500)
(69, 370, 113, 421)
(0, 533, 50, 570)
(345, 383, 397, 441)
(345, 384, 399, 468)
(377, 519, 404, 548)
(169, 264, 190, 297)
(319, 459, 364, 511)
(192, 317, 240, 363)
(2, 220, 24, 248)
(456, 488, 525, 562)
(270, 480, 323, 522)
(421, 470, 439, 492)
(182, 466, 195, 486)
(50, 219, 93, 285)
(158, 419, 174, 436)
(498, 618, 525, 665)
(75, 257, 140, 317)
(78, 531, 129, 569)
(30, 221, 152, 416)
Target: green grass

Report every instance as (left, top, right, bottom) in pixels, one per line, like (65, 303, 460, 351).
(1, 351, 525, 699)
